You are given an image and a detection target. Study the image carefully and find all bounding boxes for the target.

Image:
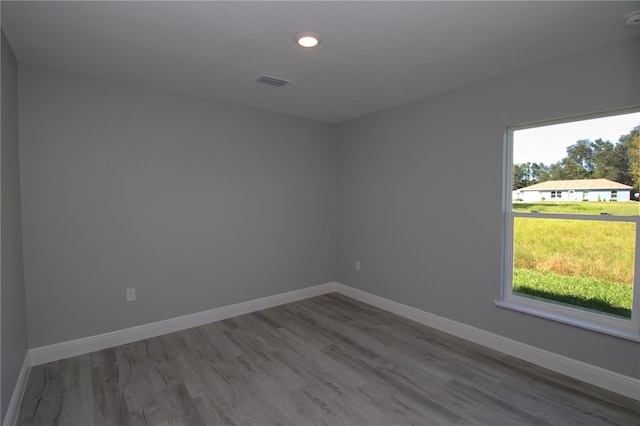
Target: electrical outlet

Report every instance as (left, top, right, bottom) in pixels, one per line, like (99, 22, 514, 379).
(126, 288, 136, 302)
(355, 261, 361, 272)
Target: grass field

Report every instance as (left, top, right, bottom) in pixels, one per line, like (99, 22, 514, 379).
(513, 201, 639, 216)
(513, 269, 632, 318)
(512, 202, 636, 318)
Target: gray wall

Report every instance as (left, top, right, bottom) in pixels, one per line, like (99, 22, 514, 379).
(1, 31, 28, 422)
(19, 65, 337, 348)
(337, 38, 640, 378)
(10, 33, 640, 389)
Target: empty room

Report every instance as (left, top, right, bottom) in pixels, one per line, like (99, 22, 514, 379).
(2, 1, 639, 425)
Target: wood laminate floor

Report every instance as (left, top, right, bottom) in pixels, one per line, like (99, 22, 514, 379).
(17, 293, 640, 425)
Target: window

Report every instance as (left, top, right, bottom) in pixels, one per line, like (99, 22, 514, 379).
(498, 108, 640, 341)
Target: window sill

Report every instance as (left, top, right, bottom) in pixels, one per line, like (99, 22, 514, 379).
(494, 299, 640, 342)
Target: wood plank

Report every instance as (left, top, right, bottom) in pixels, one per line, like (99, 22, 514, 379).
(16, 294, 640, 425)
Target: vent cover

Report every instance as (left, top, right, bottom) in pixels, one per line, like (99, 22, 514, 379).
(256, 75, 291, 87)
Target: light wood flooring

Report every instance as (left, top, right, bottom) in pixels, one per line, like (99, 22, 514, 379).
(17, 293, 640, 425)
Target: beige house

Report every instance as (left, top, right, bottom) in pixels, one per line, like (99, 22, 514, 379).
(513, 178, 634, 202)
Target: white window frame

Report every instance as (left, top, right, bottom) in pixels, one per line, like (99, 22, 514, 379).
(496, 107, 640, 342)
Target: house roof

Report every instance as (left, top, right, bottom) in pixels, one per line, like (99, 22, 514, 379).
(519, 179, 633, 191)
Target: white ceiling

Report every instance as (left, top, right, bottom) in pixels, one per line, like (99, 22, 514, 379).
(2, 1, 640, 124)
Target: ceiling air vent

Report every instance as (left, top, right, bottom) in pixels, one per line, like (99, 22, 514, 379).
(256, 75, 290, 87)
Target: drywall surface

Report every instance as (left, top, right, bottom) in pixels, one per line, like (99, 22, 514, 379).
(1, 31, 28, 422)
(19, 65, 337, 347)
(337, 38, 640, 378)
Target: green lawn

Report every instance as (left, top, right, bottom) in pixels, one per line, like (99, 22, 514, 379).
(513, 269, 632, 318)
(513, 217, 635, 284)
(513, 201, 639, 216)
(512, 202, 636, 317)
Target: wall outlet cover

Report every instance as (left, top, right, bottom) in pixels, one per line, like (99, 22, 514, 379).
(126, 288, 136, 302)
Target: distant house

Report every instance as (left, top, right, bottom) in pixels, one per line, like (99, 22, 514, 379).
(513, 178, 633, 202)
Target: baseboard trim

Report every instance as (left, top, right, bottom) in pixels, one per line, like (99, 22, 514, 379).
(29, 282, 337, 366)
(2, 353, 31, 426)
(23, 281, 639, 402)
(334, 283, 640, 401)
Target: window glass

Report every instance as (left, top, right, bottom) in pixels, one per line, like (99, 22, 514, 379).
(504, 109, 640, 336)
(513, 217, 635, 318)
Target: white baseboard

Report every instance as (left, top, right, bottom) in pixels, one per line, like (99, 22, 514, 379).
(22, 280, 639, 404)
(2, 353, 31, 426)
(29, 282, 337, 366)
(334, 283, 640, 401)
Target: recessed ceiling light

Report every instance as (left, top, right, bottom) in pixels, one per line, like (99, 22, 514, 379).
(296, 32, 320, 48)
(623, 10, 640, 28)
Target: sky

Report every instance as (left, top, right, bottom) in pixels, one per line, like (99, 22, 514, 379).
(512, 111, 639, 165)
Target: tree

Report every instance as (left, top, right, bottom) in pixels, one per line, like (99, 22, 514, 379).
(616, 125, 640, 193)
(530, 162, 550, 183)
(513, 163, 529, 190)
(512, 162, 551, 189)
(513, 125, 639, 193)
(561, 139, 594, 179)
(591, 139, 620, 181)
(547, 162, 566, 181)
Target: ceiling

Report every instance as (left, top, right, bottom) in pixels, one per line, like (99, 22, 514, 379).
(2, 1, 640, 124)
